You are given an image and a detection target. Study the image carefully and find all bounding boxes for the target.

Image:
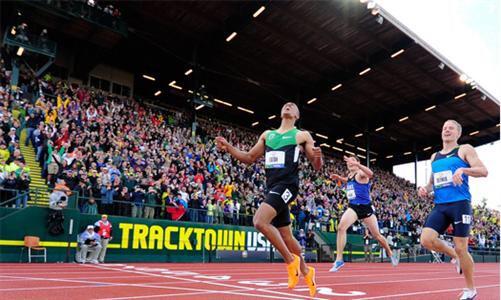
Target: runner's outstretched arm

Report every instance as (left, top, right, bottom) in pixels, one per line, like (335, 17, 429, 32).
(215, 131, 267, 164)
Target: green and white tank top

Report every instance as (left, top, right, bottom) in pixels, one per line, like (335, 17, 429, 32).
(264, 128, 301, 187)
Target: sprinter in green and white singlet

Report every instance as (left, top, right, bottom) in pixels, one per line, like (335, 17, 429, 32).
(216, 102, 323, 297)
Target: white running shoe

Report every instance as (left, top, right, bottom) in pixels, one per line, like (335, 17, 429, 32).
(451, 258, 462, 274)
(390, 252, 399, 267)
(459, 288, 477, 300)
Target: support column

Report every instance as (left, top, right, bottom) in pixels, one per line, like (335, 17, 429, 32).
(191, 46, 199, 142)
(365, 132, 370, 167)
(10, 59, 20, 92)
(413, 142, 418, 189)
(295, 92, 302, 129)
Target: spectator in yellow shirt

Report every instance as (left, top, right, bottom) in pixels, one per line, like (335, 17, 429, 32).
(0, 142, 10, 162)
(57, 94, 70, 110)
(224, 182, 234, 198)
(45, 108, 57, 124)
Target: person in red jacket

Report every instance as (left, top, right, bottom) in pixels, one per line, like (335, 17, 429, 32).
(94, 214, 112, 263)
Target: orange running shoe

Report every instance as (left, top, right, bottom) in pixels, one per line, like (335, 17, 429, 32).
(304, 266, 317, 297)
(286, 254, 300, 289)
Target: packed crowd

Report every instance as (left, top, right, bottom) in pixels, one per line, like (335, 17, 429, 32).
(471, 201, 499, 249)
(0, 53, 498, 248)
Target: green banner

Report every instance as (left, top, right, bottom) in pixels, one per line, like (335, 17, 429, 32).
(0, 207, 368, 263)
(0, 207, 273, 262)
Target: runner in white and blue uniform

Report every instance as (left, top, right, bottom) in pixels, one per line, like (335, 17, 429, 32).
(419, 120, 488, 300)
(329, 155, 398, 272)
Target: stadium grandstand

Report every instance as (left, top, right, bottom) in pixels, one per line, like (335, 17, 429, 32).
(0, 1, 499, 299)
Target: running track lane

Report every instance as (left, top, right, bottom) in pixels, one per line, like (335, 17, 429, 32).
(0, 263, 498, 299)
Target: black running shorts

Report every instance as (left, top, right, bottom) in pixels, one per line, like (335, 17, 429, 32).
(263, 184, 298, 228)
(348, 203, 375, 220)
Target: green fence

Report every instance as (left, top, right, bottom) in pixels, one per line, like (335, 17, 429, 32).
(1, 207, 498, 263)
(0, 206, 271, 263)
(0, 206, 364, 263)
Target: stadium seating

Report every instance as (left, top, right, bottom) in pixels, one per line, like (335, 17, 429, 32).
(0, 54, 498, 249)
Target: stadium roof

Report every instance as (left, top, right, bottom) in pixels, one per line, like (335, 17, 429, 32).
(4, 0, 500, 168)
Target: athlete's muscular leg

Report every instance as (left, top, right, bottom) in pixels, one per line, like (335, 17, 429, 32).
(454, 237, 474, 289)
(363, 215, 393, 257)
(253, 203, 295, 263)
(336, 208, 358, 261)
(278, 225, 308, 276)
(420, 228, 458, 259)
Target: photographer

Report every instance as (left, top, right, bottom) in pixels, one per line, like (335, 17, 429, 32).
(49, 180, 69, 211)
(47, 179, 70, 235)
(78, 225, 102, 264)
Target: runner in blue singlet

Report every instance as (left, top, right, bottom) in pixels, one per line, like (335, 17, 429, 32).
(419, 120, 488, 300)
(329, 155, 398, 272)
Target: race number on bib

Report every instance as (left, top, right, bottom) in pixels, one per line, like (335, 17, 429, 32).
(346, 185, 356, 200)
(462, 214, 472, 225)
(265, 151, 285, 169)
(433, 170, 453, 188)
(281, 189, 293, 203)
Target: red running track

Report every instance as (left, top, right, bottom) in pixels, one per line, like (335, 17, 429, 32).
(0, 262, 499, 299)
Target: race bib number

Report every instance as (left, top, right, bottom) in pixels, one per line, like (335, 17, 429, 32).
(462, 214, 472, 225)
(265, 151, 285, 169)
(346, 184, 356, 200)
(281, 189, 293, 203)
(433, 170, 453, 188)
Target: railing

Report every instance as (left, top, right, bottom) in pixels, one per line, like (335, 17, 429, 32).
(77, 195, 256, 226)
(2, 187, 500, 255)
(0, 188, 30, 208)
(0, 186, 79, 208)
(316, 241, 500, 263)
(3, 30, 57, 58)
(25, 0, 128, 37)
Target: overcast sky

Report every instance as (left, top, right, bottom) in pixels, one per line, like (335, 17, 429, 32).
(376, 0, 500, 209)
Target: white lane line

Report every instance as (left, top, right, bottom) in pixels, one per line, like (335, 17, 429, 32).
(0, 275, 240, 294)
(0, 271, 123, 275)
(355, 284, 500, 300)
(260, 274, 498, 290)
(89, 264, 329, 300)
(0, 275, 156, 282)
(96, 289, 304, 300)
(96, 290, 227, 300)
(132, 270, 461, 285)
(1, 285, 105, 292)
